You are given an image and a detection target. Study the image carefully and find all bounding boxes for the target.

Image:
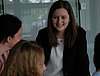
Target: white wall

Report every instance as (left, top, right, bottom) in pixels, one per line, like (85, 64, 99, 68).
(80, 0, 100, 75)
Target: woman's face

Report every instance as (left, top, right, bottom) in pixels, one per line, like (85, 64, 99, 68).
(9, 26, 22, 49)
(52, 8, 70, 33)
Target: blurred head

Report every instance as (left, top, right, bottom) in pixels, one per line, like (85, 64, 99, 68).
(17, 40, 46, 76)
(94, 33, 100, 71)
(0, 14, 22, 47)
(1, 40, 46, 76)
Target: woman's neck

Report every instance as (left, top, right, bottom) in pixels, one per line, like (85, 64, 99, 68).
(57, 32, 64, 39)
(0, 43, 9, 55)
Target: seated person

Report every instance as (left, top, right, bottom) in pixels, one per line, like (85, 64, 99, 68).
(0, 14, 22, 73)
(1, 40, 46, 76)
(92, 33, 100, 76)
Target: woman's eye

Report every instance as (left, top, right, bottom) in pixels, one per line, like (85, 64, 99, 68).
(53, 16, 57, 19)
(62, 16, 66, 19)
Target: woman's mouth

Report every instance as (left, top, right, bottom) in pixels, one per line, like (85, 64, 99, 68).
(57, 23, 64, 26)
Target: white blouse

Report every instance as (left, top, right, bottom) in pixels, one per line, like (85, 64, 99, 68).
(44, 39, 64, 76)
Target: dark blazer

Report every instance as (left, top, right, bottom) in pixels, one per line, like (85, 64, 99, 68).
(36, 27, 90, 76)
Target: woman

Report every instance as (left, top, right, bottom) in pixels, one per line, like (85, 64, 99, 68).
(0, 14, 22, 73)
(36, 1, 90, 76)
(1, 40, 46, 76)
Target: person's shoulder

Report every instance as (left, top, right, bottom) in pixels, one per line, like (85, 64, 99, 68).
(76, 26, 86, 34)
(39, 27, 47, 32)
(38, 27, 48, 36)
(92, 72, 100, 76)
(96, 33, 100, 38)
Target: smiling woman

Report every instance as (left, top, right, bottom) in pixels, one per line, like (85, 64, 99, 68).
(36, 1, 90, 76)
(52, 8, 70, 38)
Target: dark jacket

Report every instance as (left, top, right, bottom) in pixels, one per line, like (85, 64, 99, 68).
(36, 27, 90, 76)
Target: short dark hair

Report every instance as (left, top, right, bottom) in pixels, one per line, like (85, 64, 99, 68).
(0, 14, 22, 43)
(94, 33, 100, 70)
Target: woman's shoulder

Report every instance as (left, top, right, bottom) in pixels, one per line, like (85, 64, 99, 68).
(37, 27, 48, 37)
(39, 27, 47, 31)
(75, 26, 86, 42)
(39, 27, 48, 33)
(76, 26, 86, 34)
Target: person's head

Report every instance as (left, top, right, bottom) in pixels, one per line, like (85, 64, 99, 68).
(0, 14, 22, 54)
(1, 40, 46, 76)
(94, 33, 100, 71)
(47, 0, 77, 47)
(17, 40, 46, 76)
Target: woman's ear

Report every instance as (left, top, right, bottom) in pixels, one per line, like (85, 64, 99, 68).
(7, 36, 12, 43)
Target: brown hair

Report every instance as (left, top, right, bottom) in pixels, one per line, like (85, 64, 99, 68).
(1, 40, 44, 76)
(0, 14, 22, 43)
(47, 1, 77, 47)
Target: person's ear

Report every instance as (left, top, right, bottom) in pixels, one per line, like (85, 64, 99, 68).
(7, 36, 13, 43)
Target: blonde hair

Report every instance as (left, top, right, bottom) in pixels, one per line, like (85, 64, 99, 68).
(1, 40, 44, 76)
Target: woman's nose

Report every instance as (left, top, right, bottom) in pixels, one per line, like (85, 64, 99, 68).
(58, 17, 62, 23)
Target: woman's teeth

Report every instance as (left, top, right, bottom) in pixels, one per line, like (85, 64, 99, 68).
(58, 24, 63, 26)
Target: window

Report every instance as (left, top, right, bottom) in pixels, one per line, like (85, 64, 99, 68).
(1, 0, 79, 40)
